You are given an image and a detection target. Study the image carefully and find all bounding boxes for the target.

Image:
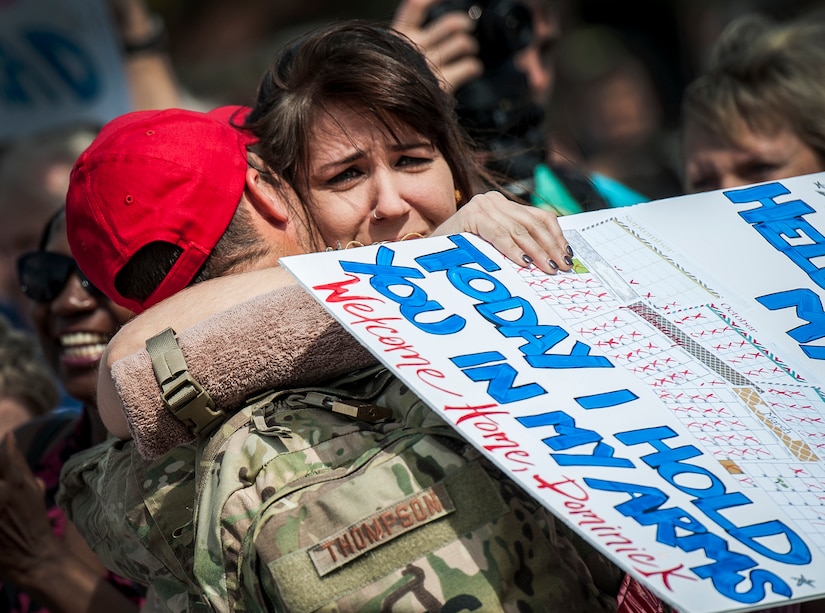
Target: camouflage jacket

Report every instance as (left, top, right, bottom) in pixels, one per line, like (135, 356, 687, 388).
(59, 438, 198, 612)
(59, 366, 623, 612)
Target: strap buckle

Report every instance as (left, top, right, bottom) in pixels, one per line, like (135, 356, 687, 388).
(146, 327, 225, 437)
(160, 369, 225, 436)
(300, 391, 392, 422)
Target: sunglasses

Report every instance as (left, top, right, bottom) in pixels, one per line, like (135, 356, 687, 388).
(17, 252, 102, 303)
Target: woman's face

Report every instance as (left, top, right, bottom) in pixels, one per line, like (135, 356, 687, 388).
(305, 103, 457, 248)
(683, 119, 825, 193)
(30, 215, 132, 406)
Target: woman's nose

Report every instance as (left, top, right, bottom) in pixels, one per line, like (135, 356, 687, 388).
(371, 174, 412, 220)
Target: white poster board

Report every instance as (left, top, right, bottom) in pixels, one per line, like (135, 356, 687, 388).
(0, 0, 130, 142)
(280, 172, 825, 613)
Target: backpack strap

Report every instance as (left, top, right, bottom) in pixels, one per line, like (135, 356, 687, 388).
(145, 327, 226, 437)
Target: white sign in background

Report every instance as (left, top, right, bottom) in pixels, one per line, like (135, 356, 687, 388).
(0, 0, 130, 142)
(281, 173, 825, 613)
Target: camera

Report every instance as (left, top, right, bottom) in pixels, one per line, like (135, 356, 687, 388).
(426, 0, 533, 72)
(426, 0, 545, 195)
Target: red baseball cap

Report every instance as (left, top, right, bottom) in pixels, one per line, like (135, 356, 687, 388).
(66, 105, 255, 313)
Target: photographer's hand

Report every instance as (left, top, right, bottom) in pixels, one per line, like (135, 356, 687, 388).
(391, 0, 483, 93)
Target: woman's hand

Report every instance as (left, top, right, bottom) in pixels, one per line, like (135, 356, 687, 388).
(432, 191, 575, 275)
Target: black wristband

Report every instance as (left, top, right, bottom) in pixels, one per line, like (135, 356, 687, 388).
(123, 14, 168, 55)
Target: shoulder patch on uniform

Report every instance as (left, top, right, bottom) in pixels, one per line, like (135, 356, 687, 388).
(308, 483, 455, 576)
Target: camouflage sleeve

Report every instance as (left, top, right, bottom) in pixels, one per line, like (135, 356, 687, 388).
(57, 438, 197, 613)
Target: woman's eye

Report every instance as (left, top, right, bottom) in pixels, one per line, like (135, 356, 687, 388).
(397, 154, 431, 168)
(745, 162, 778, 180)
(328, 167, 362, 185)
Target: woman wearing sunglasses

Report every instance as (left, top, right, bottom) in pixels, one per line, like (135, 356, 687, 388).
(0, 208, 145, 612)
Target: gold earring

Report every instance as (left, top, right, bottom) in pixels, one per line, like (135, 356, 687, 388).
(454, 189, 462, 205)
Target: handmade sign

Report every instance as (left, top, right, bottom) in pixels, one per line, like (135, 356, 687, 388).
(280, 172, 825, 613)
(0, 0, 129, 142)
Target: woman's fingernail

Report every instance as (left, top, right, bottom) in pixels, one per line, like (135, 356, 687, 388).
(522, 254, 534, 265)
(566, 245, 574, 257)
(548, 259, 559, 270)
(564, 256, 573, 266)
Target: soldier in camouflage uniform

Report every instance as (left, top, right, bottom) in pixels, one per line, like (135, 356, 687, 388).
(60, 22, 625, 612)
(62, 355, 623, 612)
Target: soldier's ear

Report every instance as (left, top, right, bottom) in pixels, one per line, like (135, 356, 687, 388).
(245, 165, 289, 224)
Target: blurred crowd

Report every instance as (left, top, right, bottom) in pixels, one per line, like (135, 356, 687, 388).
(148, 0, 825, 200)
